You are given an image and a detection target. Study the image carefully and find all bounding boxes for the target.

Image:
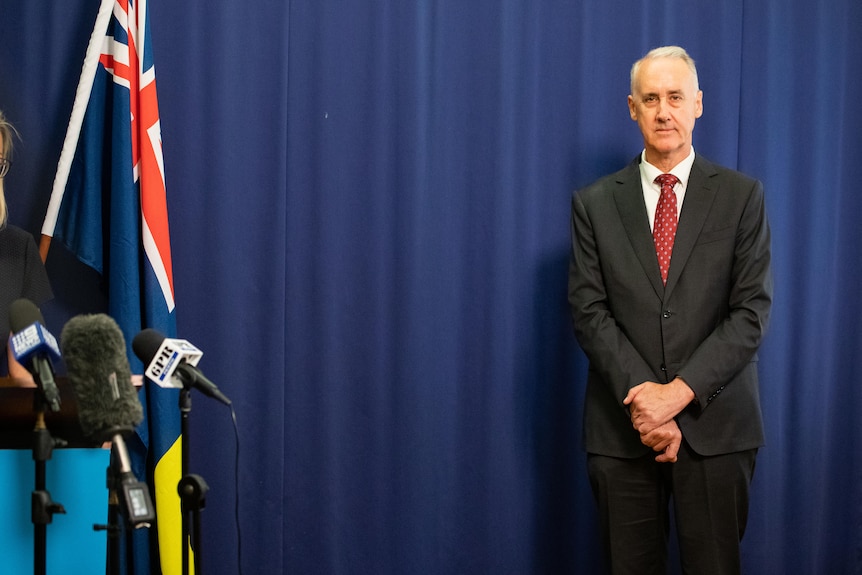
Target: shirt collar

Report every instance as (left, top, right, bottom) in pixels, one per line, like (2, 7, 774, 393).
(640, 147, 696, 189)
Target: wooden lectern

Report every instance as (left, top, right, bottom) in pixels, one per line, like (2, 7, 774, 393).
(0, 377, 102, 449)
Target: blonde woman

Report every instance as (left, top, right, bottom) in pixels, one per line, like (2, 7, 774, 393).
(0, 110, 53, 381)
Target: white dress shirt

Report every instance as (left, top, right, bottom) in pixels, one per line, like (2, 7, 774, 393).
(639, 148, 696, 232)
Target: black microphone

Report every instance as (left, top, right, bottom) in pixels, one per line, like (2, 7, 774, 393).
(9, 298, 61, 412)
(61, 313, 155, 527)
(132, 328, 231, 406)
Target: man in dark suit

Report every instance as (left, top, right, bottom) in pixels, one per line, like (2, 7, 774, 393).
(568, 46, 772, 575)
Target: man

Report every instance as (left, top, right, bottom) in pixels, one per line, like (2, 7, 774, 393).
(568, 46, 772, 574)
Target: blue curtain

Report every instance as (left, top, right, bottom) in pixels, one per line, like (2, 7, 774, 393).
(1, 1, 860, 573)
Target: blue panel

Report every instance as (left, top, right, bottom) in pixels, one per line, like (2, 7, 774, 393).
(0, 449, 109, 574)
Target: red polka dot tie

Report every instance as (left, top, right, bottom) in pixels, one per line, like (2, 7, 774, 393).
(654, 173, 680, 285)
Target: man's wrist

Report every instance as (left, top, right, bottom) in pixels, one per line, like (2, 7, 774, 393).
(674, 376, 697, 405)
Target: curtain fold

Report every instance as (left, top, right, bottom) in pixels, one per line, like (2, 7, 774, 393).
(1, 1, 860, 573)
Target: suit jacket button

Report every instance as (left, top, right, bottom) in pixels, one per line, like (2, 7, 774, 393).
(662, 310, 671, 318)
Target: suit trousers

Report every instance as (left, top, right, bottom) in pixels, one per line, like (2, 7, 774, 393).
(587, 441, 757, 575)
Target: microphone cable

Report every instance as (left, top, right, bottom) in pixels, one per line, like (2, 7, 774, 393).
(230, 404, 244, 575)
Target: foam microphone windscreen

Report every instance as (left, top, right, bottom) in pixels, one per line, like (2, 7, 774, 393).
(61, 314, 143, 440)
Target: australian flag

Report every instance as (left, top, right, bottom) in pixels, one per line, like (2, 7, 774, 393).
(41, 0, 183, 572)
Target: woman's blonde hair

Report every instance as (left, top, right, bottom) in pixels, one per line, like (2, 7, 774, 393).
(0, 110, 15, 227)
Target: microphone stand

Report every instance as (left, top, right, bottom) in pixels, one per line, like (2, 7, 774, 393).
(30, 391, 66, 575)
(96, 478, 123, 575)
(179, 388, 209, 575)
(96, 427, 155, 575)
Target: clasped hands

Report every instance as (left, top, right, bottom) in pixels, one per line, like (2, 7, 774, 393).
(623, 378, 695, 463)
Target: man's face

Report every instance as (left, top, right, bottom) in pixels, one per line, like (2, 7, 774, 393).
(628, 57, 703, 168)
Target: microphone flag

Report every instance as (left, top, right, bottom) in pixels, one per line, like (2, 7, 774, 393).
(144, 338, 203, 389)
(10, 322, 61, 366)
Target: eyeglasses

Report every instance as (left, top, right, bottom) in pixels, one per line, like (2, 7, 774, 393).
(0, 157, 10, 178)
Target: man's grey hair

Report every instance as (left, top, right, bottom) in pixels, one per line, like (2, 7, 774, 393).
(630, 46, 699, 95)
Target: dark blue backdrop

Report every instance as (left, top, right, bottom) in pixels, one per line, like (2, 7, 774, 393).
(1, 1, 861, 573)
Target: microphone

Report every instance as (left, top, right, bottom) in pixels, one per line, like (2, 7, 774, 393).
(60, 313, 154, 527)
(9, 298, 61, 412)
(61, 313, 143, 439)
(133, 328, 232, 406)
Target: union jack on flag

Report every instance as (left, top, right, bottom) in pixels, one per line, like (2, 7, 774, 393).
(41, 0, 183, 572)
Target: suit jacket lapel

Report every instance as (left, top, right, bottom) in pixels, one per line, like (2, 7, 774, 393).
(614, 158, 665, 298)
(664, 156, 718, 297)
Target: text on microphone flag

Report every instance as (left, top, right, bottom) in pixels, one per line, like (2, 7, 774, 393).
(144, 338, 203, 388)
(11, 323, 61, 364)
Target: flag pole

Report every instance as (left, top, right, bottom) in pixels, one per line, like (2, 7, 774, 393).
(39, 0, 115, 264)
(38, 236, 51, 264)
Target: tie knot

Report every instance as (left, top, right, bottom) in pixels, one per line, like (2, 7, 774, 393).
(655, 173, 679, 191)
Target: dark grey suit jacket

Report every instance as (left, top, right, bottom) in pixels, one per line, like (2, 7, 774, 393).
(568, 154, 772, 458)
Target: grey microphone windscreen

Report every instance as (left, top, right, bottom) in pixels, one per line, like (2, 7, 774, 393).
(61, 314, 143, 440)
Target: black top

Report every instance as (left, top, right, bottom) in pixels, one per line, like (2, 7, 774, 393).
(0, 225, 54, 368)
